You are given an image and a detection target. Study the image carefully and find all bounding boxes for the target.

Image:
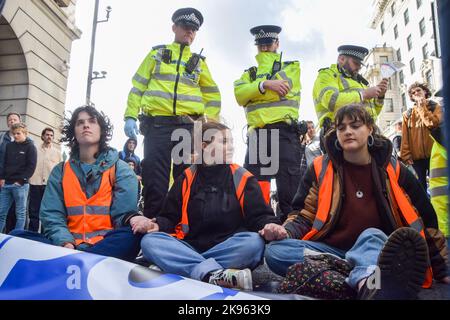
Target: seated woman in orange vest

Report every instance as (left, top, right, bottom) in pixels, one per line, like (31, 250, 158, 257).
(10, 106, 145, 262)
(265, 105, 449, 299)
(131, 120, 286, 290)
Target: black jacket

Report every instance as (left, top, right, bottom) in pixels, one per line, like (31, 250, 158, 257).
(156, 164, 280, 252)
(0, 138, 37, 185)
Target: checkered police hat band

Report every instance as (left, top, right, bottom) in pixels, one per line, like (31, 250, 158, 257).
(340, 49, 366, 60)
(255, 32, 278, 40)
(174, 13, 200, 26)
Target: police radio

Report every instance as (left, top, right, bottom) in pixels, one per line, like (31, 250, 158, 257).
(185, 48, 204, 74)
(247, 66, 257, 82)
(161, 49, 172, 64)
(270, 51, 283, 79)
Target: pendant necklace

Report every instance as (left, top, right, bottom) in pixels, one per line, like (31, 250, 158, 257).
(347, 156, 371, 199)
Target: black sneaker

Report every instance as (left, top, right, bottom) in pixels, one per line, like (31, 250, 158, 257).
(358, 227, 429, 300)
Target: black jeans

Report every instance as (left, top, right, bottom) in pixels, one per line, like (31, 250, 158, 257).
(412, 157, 430, 193)
(28, 184, 46, 232)
(0, 187, 16, 233)
(140, 115, 195, 218)
(244, 123, 302, 222)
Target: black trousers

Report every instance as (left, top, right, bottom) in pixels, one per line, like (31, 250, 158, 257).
(412, 158, 430, 193)
(140, 115, 194, 218)
(244, 123, 302, 222)
(28, 184, 46, 232)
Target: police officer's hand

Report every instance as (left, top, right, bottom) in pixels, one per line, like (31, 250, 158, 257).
(124, 118, 139, 140)
(377, 78, 389, 98)
(259, 223, 288, 241)
(263, 80, 290, 97)
(362, 86, 382, 100)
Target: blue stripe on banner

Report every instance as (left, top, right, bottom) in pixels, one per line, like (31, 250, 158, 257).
(0, 236, 13, 250)
(129, 273, 184, 288)
(0, 252, 106, 300)
(200, 287, 239, 300)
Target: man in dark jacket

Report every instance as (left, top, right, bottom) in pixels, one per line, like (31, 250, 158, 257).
(119, 138, 141, 175)
(0, 123, 37, 232)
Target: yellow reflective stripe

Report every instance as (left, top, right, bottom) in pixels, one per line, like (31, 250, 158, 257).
(278, 71, 293, 89)
(205, 101, 221, 108)
(201, 86, 220, 93)
(144, 90, 203, 103)
(130, 87, 144, 97)
(151, 73, 199, 88)
(430, 186, 448, 197)
(245, 100, 299, 113)
(133, 74, 149, 86)
(430, 168, 447, 178)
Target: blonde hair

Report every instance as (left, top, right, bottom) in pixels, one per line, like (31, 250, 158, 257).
(11, 122, 28, 135)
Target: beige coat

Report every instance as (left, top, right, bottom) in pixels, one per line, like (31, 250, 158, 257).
(29, 143, 61, 185)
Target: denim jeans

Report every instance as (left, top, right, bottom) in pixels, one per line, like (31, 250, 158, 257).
(265, 228, 389, 289)
(141, 232, 265, 281)
(0, 183, 29, 233)
(9, 226, 142, 262)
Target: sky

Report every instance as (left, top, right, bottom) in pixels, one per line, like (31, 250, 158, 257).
(65, 0, 379, 163)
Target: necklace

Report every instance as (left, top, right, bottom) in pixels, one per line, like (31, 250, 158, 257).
(346, 156, 371, 199)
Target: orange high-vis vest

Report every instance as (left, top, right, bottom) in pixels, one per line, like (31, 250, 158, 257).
(173, 164, 253, 240)
(62, 161, 115, 246)
(303, 155, 433, 288)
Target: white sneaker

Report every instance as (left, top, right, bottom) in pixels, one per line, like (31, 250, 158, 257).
(208, 268, 253, 291)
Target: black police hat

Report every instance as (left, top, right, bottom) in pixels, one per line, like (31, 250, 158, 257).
(250, 25, 282, 45)
(172, 8, 203, 31)
(337, 45, 369, 62)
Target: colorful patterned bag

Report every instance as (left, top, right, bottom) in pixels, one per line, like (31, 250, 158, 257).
(277, 254, 356, 300)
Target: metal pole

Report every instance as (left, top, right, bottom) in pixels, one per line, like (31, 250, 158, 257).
(86, 0, 100, 105)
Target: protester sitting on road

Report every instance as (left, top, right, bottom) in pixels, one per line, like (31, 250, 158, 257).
(131, 120, 286, 290)
(9, 106, 145, 262)
(265, 105, 449, 299)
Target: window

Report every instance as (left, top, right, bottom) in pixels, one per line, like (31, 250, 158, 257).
(399, 70, 404, 84)
(410, 58, 415, 74)
(380, 55, 389, 63)
(417, 0, 422, 8)
(404, 9, 409, 25)
(394, 25, 399, 39)
(385, 98, 394, 112)
(426, 70, 434, 89)
(396, 48, 402, 61)
(422, 43, 429, 60)
(381, 21, 385, 35)
(391, 2, 396, 17)
(419, 18, 426, 36)
(402, 93, 407, 111)
(407, 35, 412, 51)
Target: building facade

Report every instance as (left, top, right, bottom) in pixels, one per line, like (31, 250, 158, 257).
(0, 0, 80, 143)
(367, 0, 442, 135)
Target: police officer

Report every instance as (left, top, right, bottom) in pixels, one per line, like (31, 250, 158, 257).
(313, 45, 388, 128)
(124, 8, 221, 218)
(234, 25, 302, 222)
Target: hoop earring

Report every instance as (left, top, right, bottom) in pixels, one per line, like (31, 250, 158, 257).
(367, 135, 374, 147)
(334, 139, 342, 151)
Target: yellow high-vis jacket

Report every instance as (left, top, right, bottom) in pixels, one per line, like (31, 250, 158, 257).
(429, 137, 448, 237)
(125, 42, 221, 120)
(234, 52, 301, 129)
(313, 64, 384, 126)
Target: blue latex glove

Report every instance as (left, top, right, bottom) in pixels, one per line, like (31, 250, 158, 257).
(124, 118, 139, 139)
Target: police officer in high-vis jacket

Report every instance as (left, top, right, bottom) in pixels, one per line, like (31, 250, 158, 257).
(124, 8, 221, 218)
(313, 45, 388, 128)
(234, 25, 302, 222)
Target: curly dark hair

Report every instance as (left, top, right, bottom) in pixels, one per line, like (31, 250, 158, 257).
(408, 82, 431, 102)
(60, 105, 113, 157)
